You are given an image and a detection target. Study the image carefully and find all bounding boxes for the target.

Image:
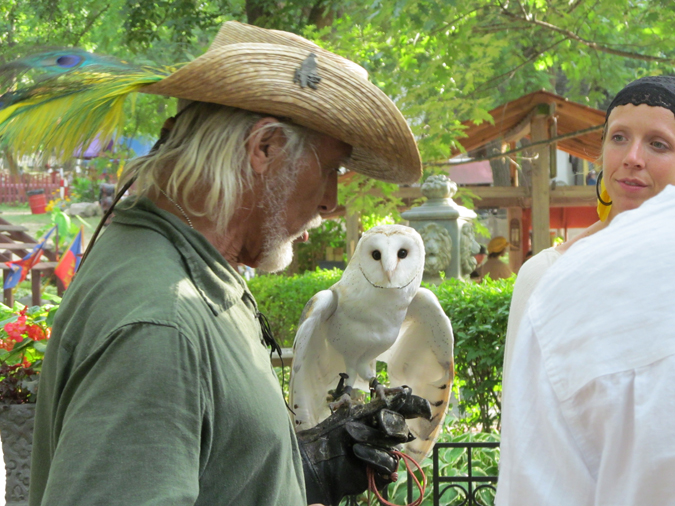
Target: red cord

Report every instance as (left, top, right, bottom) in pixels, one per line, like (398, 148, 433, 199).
(367, 451, 427, 506)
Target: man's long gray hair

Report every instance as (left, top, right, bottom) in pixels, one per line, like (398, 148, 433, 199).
(119, 102, 317, 230)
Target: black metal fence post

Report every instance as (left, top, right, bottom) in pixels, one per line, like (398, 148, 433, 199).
(433, 442, 500, 506)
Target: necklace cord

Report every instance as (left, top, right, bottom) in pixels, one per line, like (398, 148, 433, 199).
(159, 188, 194, 229)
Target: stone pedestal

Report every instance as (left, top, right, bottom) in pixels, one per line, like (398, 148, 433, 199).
(401, 175, 479, 283)
(0, 404, 35, 506)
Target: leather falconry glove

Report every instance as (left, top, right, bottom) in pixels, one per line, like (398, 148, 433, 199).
(297, 386, 432, 506)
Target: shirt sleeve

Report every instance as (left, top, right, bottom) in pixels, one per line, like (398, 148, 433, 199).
(502, 248, 559, 389)
(39, 323, 205, 506)
(496, 310, 595, 506)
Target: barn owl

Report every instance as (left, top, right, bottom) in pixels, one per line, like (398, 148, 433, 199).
(289, 224, 454, 461)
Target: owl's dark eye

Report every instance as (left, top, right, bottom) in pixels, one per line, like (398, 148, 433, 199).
(372, 250, 381, 261)
(398, 249, 408, 259)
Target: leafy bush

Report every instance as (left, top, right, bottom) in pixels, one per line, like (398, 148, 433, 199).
(427, 276, 514, 432)
(0, 303, 58, 404)
(295, 219, 346, 272)
(248, 268, 343, 347)
(69, 176, 99, 203)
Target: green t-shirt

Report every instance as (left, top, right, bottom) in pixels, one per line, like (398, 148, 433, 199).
(29, 197, 306, 506)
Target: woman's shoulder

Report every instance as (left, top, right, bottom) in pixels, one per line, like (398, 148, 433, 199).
(518, 247, 562, 281)
(510, 247, 562, 303)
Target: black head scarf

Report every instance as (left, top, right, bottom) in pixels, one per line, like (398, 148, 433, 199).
(606, 75, 675, 123)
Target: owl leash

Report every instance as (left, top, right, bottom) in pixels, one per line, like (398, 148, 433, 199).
(366, 451, 426, 506)
(364, 385, 427, 506)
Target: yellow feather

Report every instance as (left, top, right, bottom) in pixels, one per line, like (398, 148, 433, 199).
(0, 65, 177, 161)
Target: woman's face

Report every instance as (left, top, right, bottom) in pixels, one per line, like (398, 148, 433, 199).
(603, 104, 675, 220)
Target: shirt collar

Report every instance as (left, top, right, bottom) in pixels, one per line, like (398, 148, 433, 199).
(113, 196, 257, 316)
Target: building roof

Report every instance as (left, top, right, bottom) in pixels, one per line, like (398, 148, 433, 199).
(452, 90, 605, 162)
(448, 160, 493, 185)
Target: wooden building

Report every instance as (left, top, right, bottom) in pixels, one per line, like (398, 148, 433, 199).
(401, 90, 606, 272)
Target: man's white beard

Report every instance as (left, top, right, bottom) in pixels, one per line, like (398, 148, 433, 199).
(256, 160, 322, 273)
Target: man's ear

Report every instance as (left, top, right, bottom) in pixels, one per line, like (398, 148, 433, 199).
(248, 117, 287, 175)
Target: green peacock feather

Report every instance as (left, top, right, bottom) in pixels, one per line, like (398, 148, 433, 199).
(0, 49, 182, 160)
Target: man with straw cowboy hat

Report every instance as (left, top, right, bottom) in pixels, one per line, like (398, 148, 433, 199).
(0, 21, 426, 506)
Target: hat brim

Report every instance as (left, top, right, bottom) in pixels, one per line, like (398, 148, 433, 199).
(141, 42, 421, 184)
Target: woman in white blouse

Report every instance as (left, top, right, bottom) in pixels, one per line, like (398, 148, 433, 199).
(498, 75, 675, 506)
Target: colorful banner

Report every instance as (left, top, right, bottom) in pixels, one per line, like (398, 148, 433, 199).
(4, 226, 57, 290)
(54, 227, 84, 290)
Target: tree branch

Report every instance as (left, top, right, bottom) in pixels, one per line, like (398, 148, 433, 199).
(71, 5, 111, 47)
(467, 37, 568, 98)
(425, 124, 604, 166)
(429, 6, 488, 36)
(567, 0, 585, 14)
(501, 9, 675, 63)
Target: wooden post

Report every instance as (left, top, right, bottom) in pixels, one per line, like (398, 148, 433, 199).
(549, 103, 558, 179)
(345, 211, 360, 262)
(530, 105, 551, 254)
(509, 141, 519, 187)
(31, 269, 41, 306)
(507, 207, 523, 273)
(3, 269, 13, 307)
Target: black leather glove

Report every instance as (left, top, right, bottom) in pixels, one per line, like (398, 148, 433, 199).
(297, 388, 431, 506)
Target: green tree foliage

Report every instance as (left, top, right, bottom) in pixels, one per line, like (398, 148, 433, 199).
(3, 0, 675, 215)
(311, 0, 675, 164)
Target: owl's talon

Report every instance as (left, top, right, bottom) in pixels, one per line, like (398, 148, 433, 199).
(329, 376, 354, 412)
(329, 394, 352, 412)
(369, 378, 407, 402)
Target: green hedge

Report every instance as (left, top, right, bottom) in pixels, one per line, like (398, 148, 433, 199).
(426, 276, 513, 431)
(247, 268, 343, 348)
(249, 269, 514, 432)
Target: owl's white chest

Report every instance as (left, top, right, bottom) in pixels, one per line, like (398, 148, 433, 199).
(325, 284, 413, 359)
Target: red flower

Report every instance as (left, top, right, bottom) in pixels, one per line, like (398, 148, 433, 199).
(4, 321, 24, 342)
(26, 325, 45, 341)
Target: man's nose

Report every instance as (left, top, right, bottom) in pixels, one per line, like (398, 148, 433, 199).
(319, 171, 338, 214)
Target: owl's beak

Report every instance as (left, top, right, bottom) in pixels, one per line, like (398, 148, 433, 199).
(384, 263, 397, 282)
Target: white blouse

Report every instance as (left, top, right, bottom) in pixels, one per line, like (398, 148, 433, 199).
(497, 185, 675, 506)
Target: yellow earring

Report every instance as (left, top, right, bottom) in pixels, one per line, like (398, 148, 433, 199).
(596, 171, 612, 222)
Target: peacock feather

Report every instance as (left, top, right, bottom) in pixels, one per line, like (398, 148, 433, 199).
(0, 49, 181, 161)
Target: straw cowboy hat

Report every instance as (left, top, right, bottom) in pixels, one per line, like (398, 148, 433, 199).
(142, 21, 422, 184)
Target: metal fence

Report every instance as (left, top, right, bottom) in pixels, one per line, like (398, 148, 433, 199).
(432, 442, 499, 506)
(372, 441, 500, 506)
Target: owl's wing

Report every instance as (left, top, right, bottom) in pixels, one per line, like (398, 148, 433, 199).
(383, 287, 454, 462)
(289, 288, 344, 431)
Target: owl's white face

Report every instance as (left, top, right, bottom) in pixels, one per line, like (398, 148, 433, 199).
(355, 225, 425, 289)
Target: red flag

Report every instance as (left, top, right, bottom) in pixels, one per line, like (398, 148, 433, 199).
(54, 227, 83, 289)
(4, 226, 56, 290)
